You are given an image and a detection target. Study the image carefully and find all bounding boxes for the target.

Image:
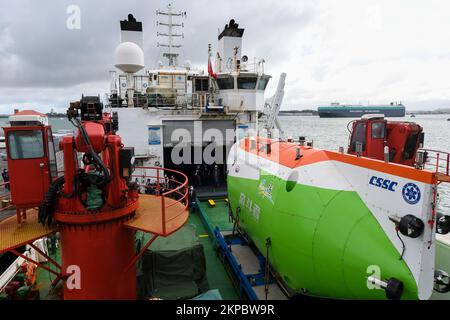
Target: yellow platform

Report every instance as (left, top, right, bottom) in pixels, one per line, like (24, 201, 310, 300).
(124, 194, 189, 237)
(208, 199, 216, 207)
(0, 209, 56, 254)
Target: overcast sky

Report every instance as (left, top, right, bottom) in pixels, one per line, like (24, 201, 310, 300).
(1, 0, 450, 113)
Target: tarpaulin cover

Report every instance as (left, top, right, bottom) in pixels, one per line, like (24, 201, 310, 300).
(192, 289, 223, 300)
(137, 224, 210, 299)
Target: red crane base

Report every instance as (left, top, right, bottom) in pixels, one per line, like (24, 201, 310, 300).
(55, 203, 138, 300)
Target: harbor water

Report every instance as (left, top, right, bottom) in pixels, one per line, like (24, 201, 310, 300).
(0, 114, 449, 212)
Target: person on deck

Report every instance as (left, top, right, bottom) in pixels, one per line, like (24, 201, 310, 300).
(145, 179, 152, 194)
(2, 169, 9, 190)
(188, 186, 197, 211)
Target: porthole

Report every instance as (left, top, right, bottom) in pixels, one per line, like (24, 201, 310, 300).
(286, 170, 299, 192)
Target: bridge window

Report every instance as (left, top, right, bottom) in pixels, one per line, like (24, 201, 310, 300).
(286, 171, 299, 192)
(257, 78, 269, 90)
(371, 122, 385, 139)
(350, 122, 366, 152)
(7, 130, 45, 160)
(194, 78, 209, 92)
(47, 128, 58, 178)
(216, 76, 234, 90)
(403, 133, 419, 160)
(237, 77, 257, 90)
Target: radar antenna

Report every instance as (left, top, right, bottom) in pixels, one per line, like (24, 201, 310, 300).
(156, 4, 186, 67)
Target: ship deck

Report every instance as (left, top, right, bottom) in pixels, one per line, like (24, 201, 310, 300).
(0, 209, 56, 254)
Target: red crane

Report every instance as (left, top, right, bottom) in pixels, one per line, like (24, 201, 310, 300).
(0, 96, 189, 299)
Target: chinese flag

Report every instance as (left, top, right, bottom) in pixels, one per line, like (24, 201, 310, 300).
(208, 56, 217, 79)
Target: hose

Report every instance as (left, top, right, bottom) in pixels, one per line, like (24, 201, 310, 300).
(38, 176, 65, 226)
(38, 115, 112, 225)
(347, 120, 356, 133)
(70, 118, 110, 186)
(396, 229, 406, 260)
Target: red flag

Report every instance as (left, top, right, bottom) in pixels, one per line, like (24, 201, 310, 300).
(208, 55, 217, 79)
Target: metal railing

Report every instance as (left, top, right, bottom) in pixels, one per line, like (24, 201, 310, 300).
(419, 149, 450, 181)
(0, 181, 11, 213)
(132, 166, 189, 236)
(0, 167, 190, 232)
(0, 172, 67, 214)
(108, 92, 210, 111)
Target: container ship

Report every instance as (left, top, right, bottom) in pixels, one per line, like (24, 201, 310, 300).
(318, 102, 406, 118)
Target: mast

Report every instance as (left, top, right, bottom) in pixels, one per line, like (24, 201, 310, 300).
(156, 4, 186, 67)
(208, 44, 214, 106)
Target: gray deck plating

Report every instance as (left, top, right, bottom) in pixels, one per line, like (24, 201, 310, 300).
(230, 243, 288, 300)
(230, 244, 261, 275)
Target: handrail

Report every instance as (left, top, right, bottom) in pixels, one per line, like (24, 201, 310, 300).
(0, 167, 190, 230)
(109, 91, 210, 111)
(0, 181, 12, 212)
(0, 181, 10, 189)
(419, 149, 450, 181)
(132, 166, 189, 236)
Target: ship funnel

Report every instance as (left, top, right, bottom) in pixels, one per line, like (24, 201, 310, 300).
(120, 14, 143, 49)
(218, 19, 245, 73)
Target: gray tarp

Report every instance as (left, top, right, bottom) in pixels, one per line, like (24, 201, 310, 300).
(137, 224, 209, 299)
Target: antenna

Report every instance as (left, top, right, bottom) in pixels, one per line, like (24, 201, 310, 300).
(156, 3, 186, 67)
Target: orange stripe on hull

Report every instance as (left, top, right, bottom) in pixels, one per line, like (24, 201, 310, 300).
(239, 138, 436, 184)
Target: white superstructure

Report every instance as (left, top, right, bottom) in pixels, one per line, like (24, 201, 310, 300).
(106, 5, 283, 190)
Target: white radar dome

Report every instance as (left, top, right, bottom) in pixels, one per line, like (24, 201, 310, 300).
(114, 42, 145, 73)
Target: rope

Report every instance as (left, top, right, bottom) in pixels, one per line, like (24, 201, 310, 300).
(231, 206, 241, 240)
(396, 229, 406, 260)
(264, 237, 272, 300)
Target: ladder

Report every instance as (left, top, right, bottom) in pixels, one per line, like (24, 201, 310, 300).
(261, 73, 287, 135)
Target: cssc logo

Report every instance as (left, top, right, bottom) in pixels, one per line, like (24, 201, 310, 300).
(369, 176, 398, 192)
(402, 183, 421, 205)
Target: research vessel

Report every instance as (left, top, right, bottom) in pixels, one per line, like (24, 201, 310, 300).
(1, 5, 450, 301)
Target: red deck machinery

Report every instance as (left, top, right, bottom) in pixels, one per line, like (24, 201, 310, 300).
(346, 115, 449, 184)
(3, 110, 57, 224)
(347, 114, 424, 166)
(0, 96, 189, 300)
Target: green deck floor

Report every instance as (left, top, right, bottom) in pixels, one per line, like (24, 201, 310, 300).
(35, 242, 63, 300)
(197, 199, 234, 233)
(187, 211, 238, 299)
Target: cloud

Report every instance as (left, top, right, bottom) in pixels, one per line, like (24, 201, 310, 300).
(1, 0, 450, 113)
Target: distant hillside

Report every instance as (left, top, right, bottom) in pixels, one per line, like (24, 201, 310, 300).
(46, 113, 66, 118)
(407, 108, 450, 115)
(280, 109, 318, 116)
(280, 108, 450, 116)
(0, 112, 66, 118)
